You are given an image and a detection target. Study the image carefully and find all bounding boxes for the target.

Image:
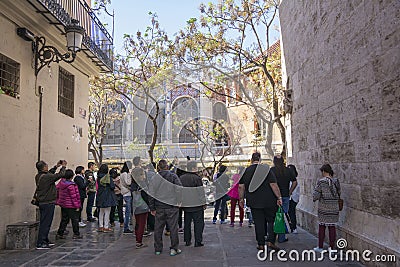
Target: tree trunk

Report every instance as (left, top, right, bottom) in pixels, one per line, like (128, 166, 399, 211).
(148, 119, 158, 163)
(264, 122, 274, 158)
(275, 117, 286, 156)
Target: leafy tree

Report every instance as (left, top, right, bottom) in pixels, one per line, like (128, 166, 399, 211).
(113, 13, 175, 163)
(88, 74, 124, 167)
(173, 0, 287, 157)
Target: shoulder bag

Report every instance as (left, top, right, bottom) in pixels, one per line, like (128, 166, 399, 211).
(333, 181, 343, 211)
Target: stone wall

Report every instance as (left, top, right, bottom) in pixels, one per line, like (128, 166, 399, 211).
(280, 0, 400, 265)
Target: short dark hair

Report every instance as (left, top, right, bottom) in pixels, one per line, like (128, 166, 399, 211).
(320, 164, 334, 176)
(133, 156, 141, 167)
(121, 161, 131, 173)
(187, 161, 198, 171)
(251, 152, 261, 162)
(158, 159, 169, 170)
(109, 168, 118, 178)
(64, 169, 74, 180)
(36, 161, 47, 172)
(75, 166, 84, 175)
(273, 155, 284, 167)
(218, 164, 227, 173)
(99, 164, 109, 175)
(88, 162, 95, 169)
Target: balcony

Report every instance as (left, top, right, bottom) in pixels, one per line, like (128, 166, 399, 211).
(27, 0, 113, 72)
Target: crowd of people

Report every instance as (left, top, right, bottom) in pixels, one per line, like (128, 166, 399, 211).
(33, 152, 342, 256)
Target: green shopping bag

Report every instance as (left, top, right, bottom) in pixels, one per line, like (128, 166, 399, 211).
(273, 206, 286, 234)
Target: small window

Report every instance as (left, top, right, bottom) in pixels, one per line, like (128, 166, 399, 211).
(58, 67, 74, 118)
(0, 53, 20, 99)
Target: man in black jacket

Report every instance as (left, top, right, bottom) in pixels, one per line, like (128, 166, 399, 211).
(35, 160, 67, 249)
(179, 161, 206, 247)
(74, 166, 87, 227)
(148, 159, 182, 256)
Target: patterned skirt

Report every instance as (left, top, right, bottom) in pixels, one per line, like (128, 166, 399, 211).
(317, 198, 339, 225)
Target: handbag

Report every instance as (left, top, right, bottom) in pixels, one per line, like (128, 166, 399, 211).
(273, 206, 286, 234)
(31, 174, 44, 206)
(333, 182, 343, 211)
(132, 190, 150, 215)
(31, 196, 39, 206)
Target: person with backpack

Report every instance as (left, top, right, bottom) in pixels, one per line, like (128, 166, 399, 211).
(95, 164, 116, 233)
(131, 160, 150, 249)
(56, 169, 82, 240)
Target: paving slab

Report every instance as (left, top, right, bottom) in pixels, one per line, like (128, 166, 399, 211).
(0, 209, 365, 267)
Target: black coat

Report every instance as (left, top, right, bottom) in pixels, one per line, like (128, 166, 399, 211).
(95, 173, 116, 208)
(74, 174, 87, 199)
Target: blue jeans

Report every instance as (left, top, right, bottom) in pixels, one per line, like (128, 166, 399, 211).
(123, 195, 132, 231)
(213, 195, 229, 221)
(278, 197, 290, 242)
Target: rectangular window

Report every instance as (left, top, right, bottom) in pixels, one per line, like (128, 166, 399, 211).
(58, 67, 74, 118)
(0, 53, 20, 98)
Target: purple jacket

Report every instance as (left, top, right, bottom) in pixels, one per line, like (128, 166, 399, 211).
(56, 179, 81, 209)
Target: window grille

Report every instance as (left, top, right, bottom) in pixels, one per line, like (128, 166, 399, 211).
(0, 53, 20, 98)
(58, 67, 74, 117)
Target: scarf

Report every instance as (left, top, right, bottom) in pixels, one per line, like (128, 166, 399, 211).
(100, 174, 111, 187)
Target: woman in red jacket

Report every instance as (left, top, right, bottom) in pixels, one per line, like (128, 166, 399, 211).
(56, 169, 82, 239)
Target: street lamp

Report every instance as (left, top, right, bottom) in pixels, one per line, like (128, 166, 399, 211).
(34, 19, 85, 76)
(18, 19, 85, 76)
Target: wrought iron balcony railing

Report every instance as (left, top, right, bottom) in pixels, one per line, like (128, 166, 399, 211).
(29, 0, 113, 71)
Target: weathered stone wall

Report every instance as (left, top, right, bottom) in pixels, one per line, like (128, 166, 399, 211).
(280, 0, 400, 265)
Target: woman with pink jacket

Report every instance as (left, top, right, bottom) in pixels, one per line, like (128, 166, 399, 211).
(228, 166, 245, 227)
(56, 169, 82, 239)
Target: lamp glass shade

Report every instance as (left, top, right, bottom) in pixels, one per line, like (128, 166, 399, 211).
(66, 31, 83, 52)
(65, 19, 85, 52)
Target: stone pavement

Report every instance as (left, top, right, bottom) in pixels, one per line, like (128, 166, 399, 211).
(0, 209, 364, 267)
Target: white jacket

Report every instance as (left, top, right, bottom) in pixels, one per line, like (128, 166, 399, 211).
(120, 172, 132, 197)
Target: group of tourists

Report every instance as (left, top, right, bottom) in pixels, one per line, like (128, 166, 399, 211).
(33, 152, 342, 256)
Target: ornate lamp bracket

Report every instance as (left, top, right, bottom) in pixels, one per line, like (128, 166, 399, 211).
(34, 36, 77, 76)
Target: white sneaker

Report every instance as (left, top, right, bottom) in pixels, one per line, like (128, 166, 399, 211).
(292, 229, 298, 234)
(313, 247, 324, 253)
(79, 222, 87, 227)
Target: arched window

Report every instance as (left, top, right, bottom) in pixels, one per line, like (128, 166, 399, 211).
(213, 102, 228, 122)
(104, 100, 125, 145)
(172, 96, 199, 143)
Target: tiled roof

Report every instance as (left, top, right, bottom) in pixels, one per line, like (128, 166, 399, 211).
(253, 40, 280, 62)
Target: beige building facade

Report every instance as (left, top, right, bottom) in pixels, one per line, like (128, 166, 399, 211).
(280, 0, 399, 263)
(0, 0, 112, 248)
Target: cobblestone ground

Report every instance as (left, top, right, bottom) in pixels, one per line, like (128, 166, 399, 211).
(0, 209, 364, 267)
